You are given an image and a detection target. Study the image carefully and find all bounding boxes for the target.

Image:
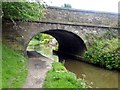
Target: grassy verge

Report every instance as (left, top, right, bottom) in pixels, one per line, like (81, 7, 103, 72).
(2, 44, 28, 88)
(84, 38, 120, 70)
(0, 44, 2, 89)
(43, 62, 86, 88)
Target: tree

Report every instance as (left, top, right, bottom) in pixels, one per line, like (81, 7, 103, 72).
(2, 0, 45, 21)
(63, 3, 72, 8)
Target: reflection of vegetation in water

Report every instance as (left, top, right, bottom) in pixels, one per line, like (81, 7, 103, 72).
(27, 33, 58, 61)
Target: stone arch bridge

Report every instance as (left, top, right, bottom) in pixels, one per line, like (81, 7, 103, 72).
(2, 6, 118, 58)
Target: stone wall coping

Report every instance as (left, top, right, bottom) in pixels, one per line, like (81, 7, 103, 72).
(39, 20, 119, 29)
(47, 6, 118, 16)
(4, 19, 118, 29)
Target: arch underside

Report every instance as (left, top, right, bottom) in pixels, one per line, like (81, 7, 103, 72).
(41, 29, 87, 57)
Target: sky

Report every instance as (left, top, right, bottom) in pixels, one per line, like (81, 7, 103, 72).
(43, 0, 120, 13)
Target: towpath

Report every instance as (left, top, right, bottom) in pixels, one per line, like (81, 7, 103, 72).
(23, 51, 53, 88)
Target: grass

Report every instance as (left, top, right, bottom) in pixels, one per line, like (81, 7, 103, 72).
(0, 43, 2, 89)
(2, 44, 28, 88)
(43, 62, 86, 88)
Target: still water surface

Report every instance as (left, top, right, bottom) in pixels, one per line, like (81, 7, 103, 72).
(27, 44, 119, 88)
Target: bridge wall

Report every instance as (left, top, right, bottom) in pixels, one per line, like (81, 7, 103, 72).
(2, 20, 118, 55)
(42, 6, 118, 28)
(2, 7, 118, 56)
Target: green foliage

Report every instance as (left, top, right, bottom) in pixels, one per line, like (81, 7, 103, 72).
(63, 3, 72, 8)
(2, 44, 28, 88)
(27, 33, 58, 51)
(2, 1, 45, 21)
(84, 38, 120, 70)
(0, 44, 2, 89)
(33, 33, 58, 48)
(34, 34, 42, 41)
(43, 62, 86, 88)
(52, 62, 67, 71)
(33, 33, 53, 43)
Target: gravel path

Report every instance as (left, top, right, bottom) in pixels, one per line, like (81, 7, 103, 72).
(23, 51, 53, 88)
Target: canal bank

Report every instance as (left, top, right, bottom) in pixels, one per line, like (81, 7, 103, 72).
(2, 44, 27, 88)
(31, 44, 119, 88)
(23, 51, 87, 88)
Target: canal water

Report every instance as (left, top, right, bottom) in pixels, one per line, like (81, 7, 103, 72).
(27, 44, 119, 88)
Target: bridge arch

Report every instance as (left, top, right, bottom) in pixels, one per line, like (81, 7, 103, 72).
(2, 6, 118, 60)
(26, 29, 87, 57)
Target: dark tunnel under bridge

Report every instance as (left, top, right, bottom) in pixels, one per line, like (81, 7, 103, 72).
(28, 29, 87, 59)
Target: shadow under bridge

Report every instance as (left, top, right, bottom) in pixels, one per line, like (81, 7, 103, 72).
(42, 29, 87, 59)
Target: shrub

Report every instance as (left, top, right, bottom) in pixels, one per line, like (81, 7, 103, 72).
(2, 1, 45, 21)
(84, 38, 120, 70)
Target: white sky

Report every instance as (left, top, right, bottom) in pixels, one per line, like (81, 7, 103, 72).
(43, 0, 120, 13)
